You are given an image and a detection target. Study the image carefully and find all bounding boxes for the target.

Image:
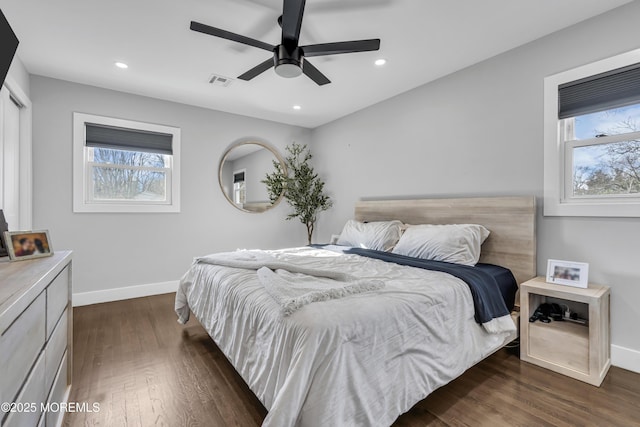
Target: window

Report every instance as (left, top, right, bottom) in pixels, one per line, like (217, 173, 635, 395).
(73, 113, 180, 213)
(232, 170, 246, 205)
(565, 104, 640, 198)
(544, 49, 640, 217)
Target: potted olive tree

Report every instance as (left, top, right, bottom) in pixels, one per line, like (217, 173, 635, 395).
(263, 142, 332, 244)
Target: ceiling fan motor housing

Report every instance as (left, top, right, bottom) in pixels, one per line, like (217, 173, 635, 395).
(274, 45, 303, 78)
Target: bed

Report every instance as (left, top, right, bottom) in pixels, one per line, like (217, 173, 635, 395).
(175, 196, 536, 426)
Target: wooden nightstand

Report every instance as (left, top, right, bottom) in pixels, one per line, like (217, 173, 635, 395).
(520, 277, 610, 386)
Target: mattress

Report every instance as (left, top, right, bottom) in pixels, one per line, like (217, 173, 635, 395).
(176, 246, 515, 427)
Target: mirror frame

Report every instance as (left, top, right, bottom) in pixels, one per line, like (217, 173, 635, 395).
(218, 140, 287, 213)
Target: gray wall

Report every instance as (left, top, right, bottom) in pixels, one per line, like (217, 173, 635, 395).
(230, 147, 275, 204)
(311, 2, 640, 355)
(31, 76, 311, 294)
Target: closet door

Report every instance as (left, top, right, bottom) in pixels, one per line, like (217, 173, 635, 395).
(0, 86, 21, 228)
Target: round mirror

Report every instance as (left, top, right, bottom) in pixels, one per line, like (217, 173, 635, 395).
(218, 140, 286, 213)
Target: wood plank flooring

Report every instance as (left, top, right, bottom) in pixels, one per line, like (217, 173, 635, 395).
(64, 293, 640, 427)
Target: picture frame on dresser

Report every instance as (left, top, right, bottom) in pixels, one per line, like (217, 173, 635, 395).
(4, 230, 53, 261)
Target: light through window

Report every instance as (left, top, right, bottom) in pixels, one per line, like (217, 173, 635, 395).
(88, 148, 171, 202)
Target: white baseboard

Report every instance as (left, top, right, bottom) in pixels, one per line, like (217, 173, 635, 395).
(72, 280, 179, 307)
(611, 344, 640, 374)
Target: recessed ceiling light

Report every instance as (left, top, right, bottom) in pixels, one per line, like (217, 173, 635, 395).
(293, 105, 302, 110)
(115, 62, 128, 69)
(374, 59, 387, 66)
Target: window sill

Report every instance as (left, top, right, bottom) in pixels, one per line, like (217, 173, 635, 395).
(73, 202, 180, 214)
(543, 196, 640, 217)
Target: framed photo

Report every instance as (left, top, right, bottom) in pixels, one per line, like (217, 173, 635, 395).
(0, 209, 8, 257)
(4, 230, 54, 261)
(546, 259, 589, 288)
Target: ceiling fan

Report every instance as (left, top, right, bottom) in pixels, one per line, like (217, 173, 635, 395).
(190, 0, 381, 86)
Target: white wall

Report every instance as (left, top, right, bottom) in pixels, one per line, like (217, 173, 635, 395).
(311, 2, 640, 367)
(5, 55, 30, 97)
(31, 76, 311, 297)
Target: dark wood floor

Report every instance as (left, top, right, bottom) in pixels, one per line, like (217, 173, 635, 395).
(64, 293, 640, 427)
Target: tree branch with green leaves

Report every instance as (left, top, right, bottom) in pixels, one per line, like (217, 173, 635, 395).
(263, 143, 332, 244)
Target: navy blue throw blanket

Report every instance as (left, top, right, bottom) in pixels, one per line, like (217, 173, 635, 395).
(313, 245, 517, 326)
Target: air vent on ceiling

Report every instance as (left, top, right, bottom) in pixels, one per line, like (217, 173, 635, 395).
(208, 74, 234, 87)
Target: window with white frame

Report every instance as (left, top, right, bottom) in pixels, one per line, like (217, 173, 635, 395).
(232, 170, 246, 205)
(73, 113, 180, 213)
(544, 49, 640, 217)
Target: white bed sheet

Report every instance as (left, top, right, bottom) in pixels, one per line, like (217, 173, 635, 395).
(176, 246, 514, 427)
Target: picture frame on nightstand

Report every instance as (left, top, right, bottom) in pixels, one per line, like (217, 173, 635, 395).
(546, 259, 589, 288)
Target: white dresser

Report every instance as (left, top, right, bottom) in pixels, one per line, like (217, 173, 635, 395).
(0, 251, 72, 427)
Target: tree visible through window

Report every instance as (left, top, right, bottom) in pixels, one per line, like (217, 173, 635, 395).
(567, 103, 640, 197)
(89, 148, 170, 201)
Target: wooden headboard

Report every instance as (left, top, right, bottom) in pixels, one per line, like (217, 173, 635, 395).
(354, 196, 536, 285)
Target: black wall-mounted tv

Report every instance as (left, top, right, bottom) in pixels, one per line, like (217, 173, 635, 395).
(0, 9, 19, 87)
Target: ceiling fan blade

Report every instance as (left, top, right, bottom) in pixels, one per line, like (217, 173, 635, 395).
(302, 39, 380, 57)
(231, 15, 280, 52)
(238, 58, 275, 81)
(281, 0, 306, 44)
(190, 21, 274, 52)
(303, 60, 330, 86)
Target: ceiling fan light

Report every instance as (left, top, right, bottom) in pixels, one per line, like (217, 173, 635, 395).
(274, 45, 303, 78)
(275, 63, 303, 78)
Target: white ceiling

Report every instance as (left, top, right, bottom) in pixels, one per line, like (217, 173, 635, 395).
(1, 0, 632, 128)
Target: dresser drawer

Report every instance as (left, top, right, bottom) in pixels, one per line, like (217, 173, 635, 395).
(46, 267, 69, 339)
(0, 292, 46, 406)
(45, 309, 68, 396)
(45, 351, 68, 427)
(2, 351, 46, 427)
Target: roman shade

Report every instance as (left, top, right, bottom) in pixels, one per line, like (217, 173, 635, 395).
(85, 123, 173, 155)
(233, 172, 245, 183)
(558, 62, 640, 119)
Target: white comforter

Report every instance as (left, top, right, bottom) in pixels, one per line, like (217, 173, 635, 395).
(176, 246, 514, 427)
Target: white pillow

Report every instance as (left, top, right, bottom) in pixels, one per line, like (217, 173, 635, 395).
(392, 224, 490, 266)
(336, 220, 403, 251)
